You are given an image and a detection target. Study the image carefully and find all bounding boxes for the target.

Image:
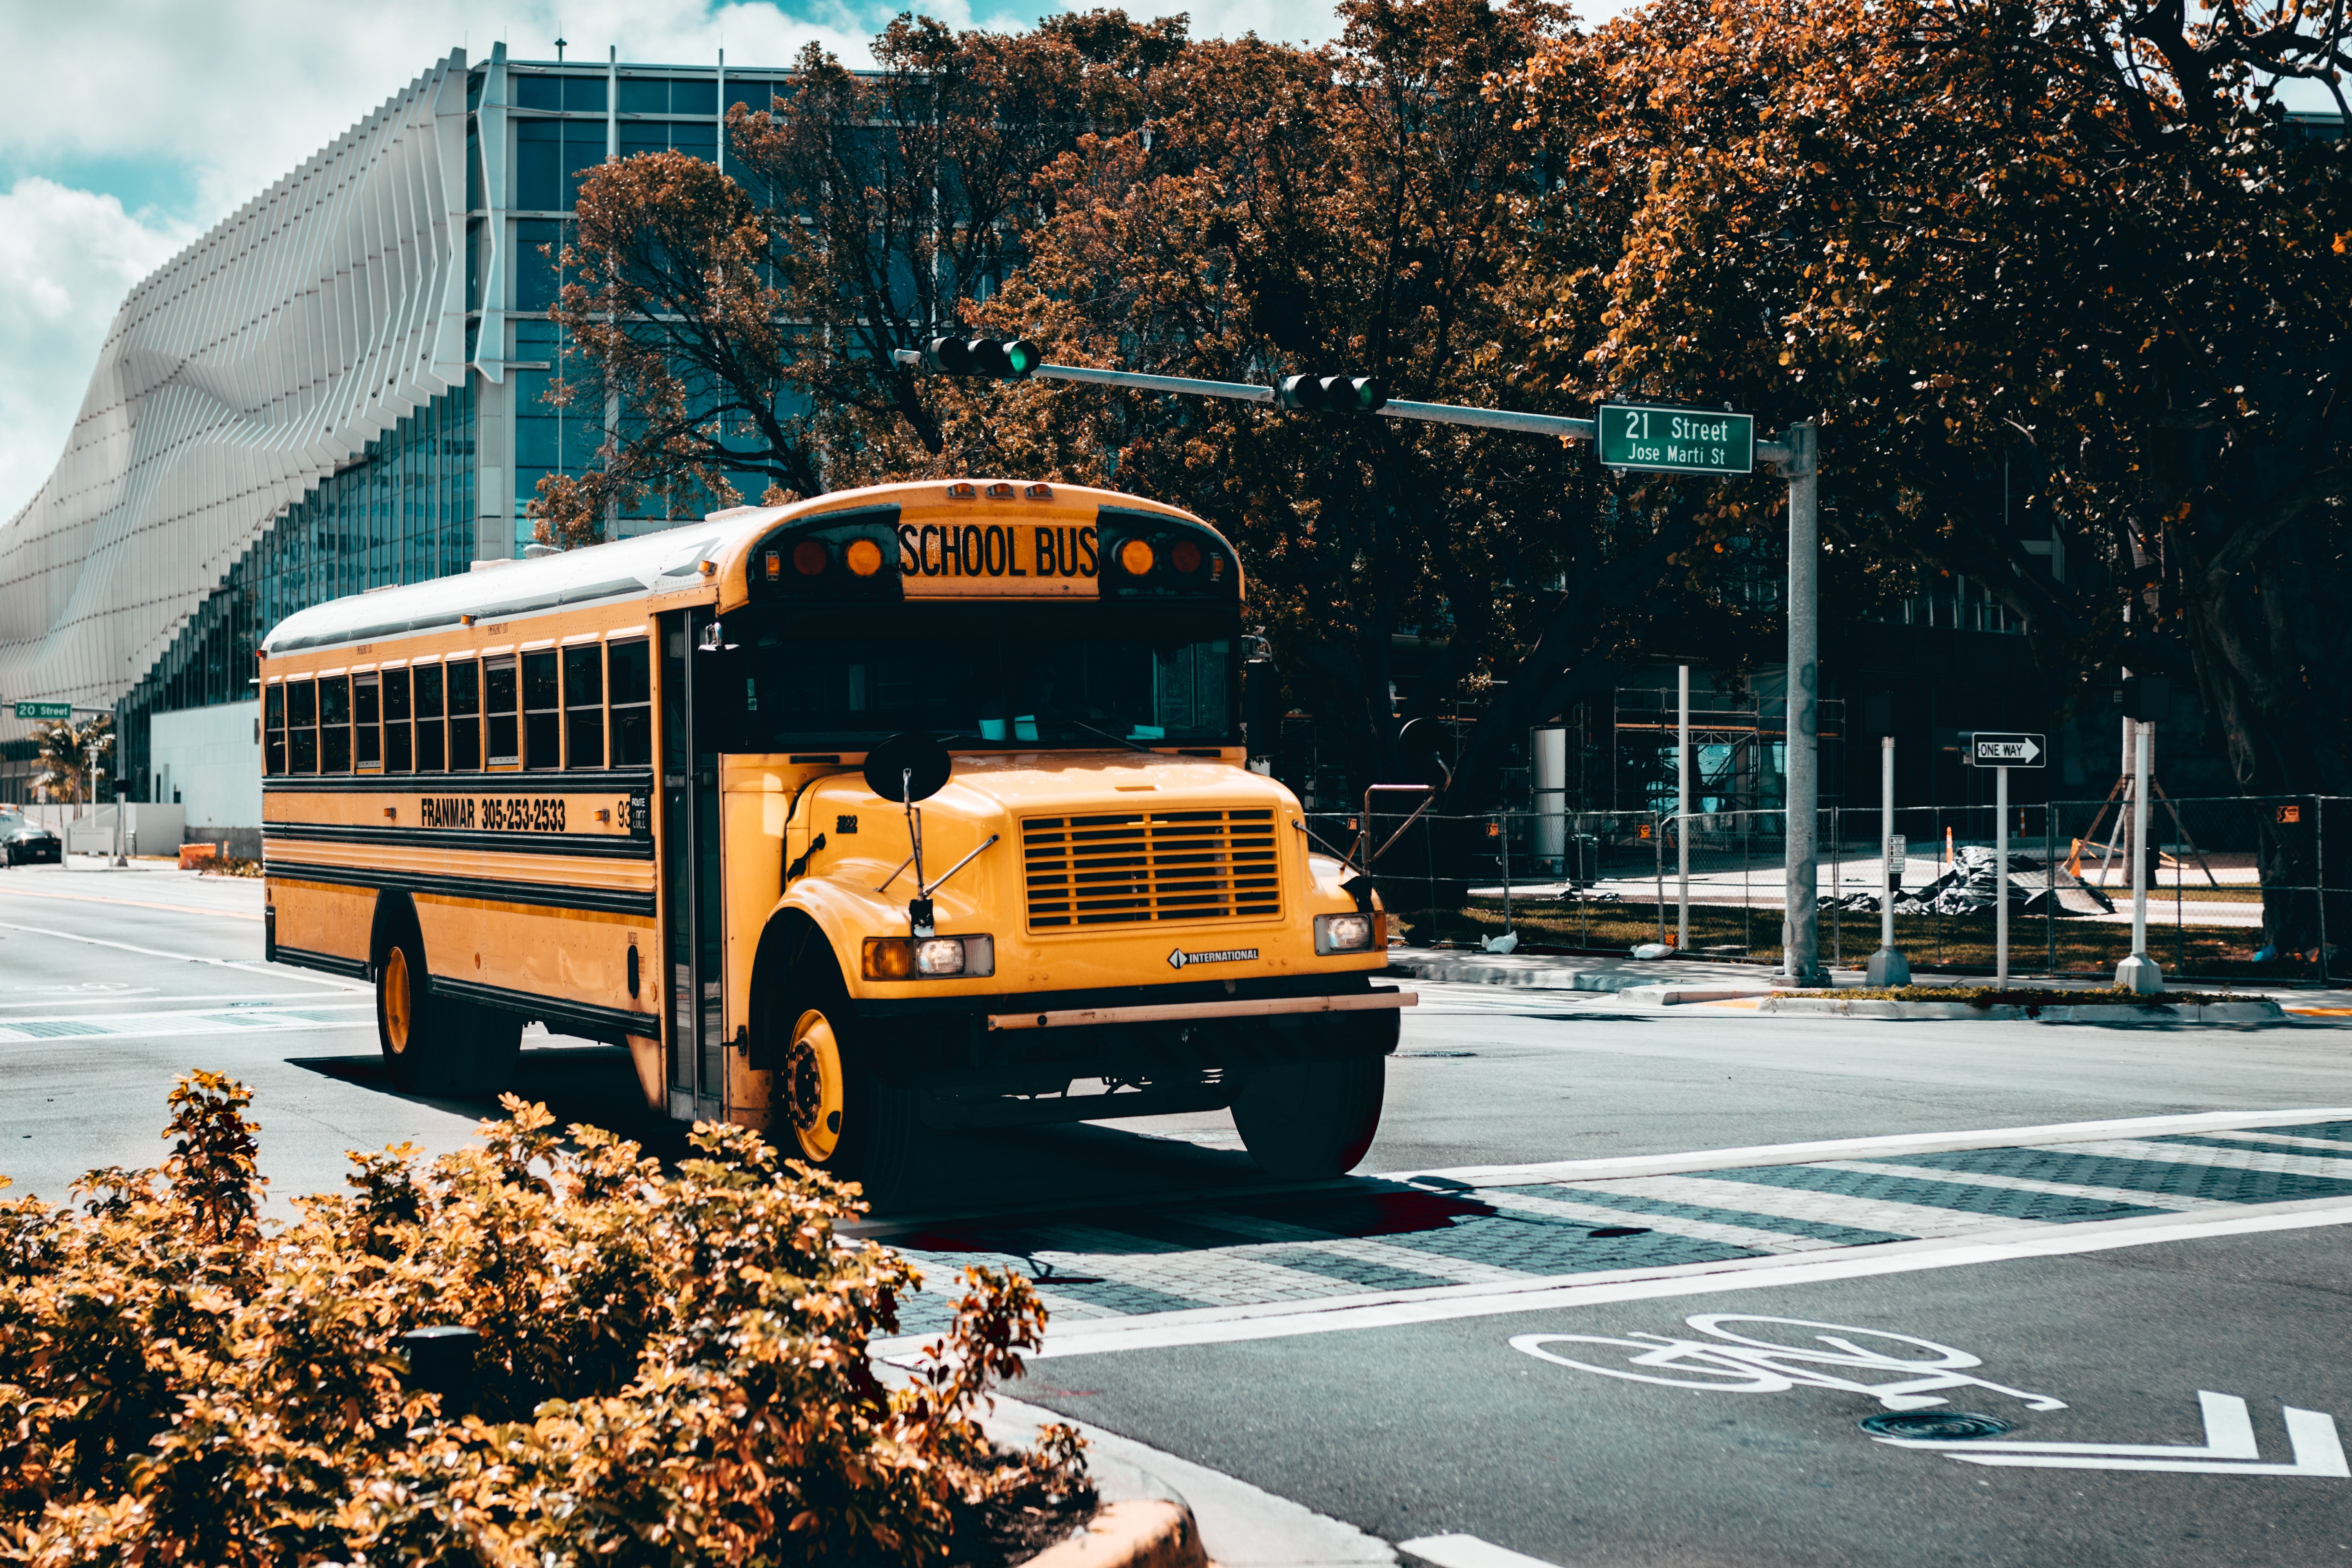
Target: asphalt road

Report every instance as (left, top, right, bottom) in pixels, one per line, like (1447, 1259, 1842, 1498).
(4, 858, 2349, 1564)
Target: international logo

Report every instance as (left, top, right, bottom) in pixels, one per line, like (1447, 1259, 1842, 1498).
(1168, 946, 1258, 969)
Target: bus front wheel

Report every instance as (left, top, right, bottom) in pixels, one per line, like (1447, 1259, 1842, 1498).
(769, 955, 920, 1195)
(1231, 1056, 1387, 1180)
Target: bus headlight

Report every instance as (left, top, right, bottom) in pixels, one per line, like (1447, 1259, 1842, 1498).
(1314, 913, 1378, 954)
(864, 934, 994, 979)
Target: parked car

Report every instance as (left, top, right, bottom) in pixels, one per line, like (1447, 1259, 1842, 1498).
(1, 812, 62, 865)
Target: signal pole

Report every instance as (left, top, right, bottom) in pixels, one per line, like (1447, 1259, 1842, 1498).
(1756, 422, 1826, 984)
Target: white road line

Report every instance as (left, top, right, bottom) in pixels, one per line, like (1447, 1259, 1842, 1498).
(0, 920, 368, 992)
(1392, 1106, 2352, 1188)
(1400, 1535, 1566, 1568)
(1013, 1223, 1378, 1305)
(1174, 1210, 1533, 1286)
(0, 1005, 375, 1042)
(1475, 1187, 1849, 1255)
(1804, 1159, 2230, 1212)
(2195, 1128, 2352, 1154)
(1002, 1198, 2352, 1359)
(1586, 1173, 2061, 1241)
(2038, 1138, 2352, 1180)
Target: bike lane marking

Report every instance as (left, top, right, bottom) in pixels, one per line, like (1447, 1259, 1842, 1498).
(1510, 1315, 2349, 1479)
(930, 1196, 2352, 1361)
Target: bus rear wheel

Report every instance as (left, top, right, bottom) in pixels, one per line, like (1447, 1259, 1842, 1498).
(1231, 1055, 1387, 1180)
(376, 923, 519, 1096)
(769, 954, 920, 1196)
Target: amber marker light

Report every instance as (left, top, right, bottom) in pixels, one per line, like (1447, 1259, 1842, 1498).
(1118, 538, 1156, 576)
(985, 481, 1016, 499)
(946, 481, 978, 500)
(1025, 483, 1053, 500)
(862, 937, 915, 979)
(792, 538, 829, 575)
(844, 537, 885, 577)
(764, 550, 780, 580)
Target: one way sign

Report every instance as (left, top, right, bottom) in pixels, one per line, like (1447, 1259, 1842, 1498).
(1966, 732, 2045, 768)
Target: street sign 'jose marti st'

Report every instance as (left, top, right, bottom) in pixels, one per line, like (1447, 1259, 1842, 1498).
(1597, 403, 1756, 476)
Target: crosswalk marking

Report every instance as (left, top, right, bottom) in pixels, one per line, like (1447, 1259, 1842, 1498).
(1804, 1158, 2234, 1212)
(889, 1116, 2352, 1338)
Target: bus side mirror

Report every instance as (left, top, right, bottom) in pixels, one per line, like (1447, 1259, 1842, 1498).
(1244, 659, 1282, 759)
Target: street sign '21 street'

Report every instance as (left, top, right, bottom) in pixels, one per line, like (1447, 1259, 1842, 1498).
(1597, 403, 1755, 476)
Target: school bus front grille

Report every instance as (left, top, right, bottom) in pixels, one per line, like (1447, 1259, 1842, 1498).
(1023, 808, 1281, 929)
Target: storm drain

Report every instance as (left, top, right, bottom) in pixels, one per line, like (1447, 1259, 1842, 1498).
(1858, 1410, 2015, 1440)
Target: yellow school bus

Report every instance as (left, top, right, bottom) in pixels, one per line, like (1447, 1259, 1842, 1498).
(258, 480, 1410, 1184)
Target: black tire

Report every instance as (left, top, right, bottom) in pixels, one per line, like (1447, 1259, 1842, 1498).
(766, 948, 921, 1197)
(375, 916, 519, 1096)
(1231, 1054, 1387, 1180)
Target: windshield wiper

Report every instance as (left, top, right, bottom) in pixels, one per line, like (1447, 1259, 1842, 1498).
(1060, 719, 1157, 754)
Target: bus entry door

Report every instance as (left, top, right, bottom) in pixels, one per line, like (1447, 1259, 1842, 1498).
(659, 608, 728, 1122)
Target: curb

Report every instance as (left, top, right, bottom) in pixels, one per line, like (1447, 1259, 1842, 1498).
(1390, 958, 1685, 991)
(1622, 983, 1777, 1005)
(1021, 1500, 1207, 1568)
(1756, 996, 2285, 1024)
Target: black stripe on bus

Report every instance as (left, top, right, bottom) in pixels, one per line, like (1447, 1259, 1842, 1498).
(263, 823, 654, 860)
(428, 976, 659, 1042)
(271, 946, 372, 980)
(263, 768, 655, 794)
(264, 859, 658, 917)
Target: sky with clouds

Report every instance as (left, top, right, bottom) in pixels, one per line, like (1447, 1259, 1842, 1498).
(0, 0, 1359, 524)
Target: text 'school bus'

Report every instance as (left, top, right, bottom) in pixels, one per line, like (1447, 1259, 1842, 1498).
(258, 480, 1412, 1184)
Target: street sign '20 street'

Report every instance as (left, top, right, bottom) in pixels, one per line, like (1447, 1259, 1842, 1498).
(1598, 403, 1755, 476)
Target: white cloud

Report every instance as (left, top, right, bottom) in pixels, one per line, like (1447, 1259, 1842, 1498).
(0, 0, 1355, 521)
(0, 178, 192, 523)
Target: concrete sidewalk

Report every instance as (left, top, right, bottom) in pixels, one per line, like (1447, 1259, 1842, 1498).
(1386, 945, 2352, 1014)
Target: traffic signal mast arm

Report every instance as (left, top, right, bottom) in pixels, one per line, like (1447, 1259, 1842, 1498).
(891, 344, 1799, 461)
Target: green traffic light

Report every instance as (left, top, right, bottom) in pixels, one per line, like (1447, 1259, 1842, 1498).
(1004, 338, 1044, 377)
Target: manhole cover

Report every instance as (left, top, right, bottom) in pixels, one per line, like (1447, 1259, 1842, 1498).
(1858, 1410, 2014, 1440)
(1586, 1226, 1651, 1238)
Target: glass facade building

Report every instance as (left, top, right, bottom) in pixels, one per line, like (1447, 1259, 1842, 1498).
(0, 43, 813, 808)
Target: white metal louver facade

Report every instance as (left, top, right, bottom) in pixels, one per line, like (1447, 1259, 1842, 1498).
(0, 51, 473, 722)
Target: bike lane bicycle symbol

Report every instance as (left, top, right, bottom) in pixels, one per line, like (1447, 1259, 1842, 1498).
(1510, 1314, 2068, 1413)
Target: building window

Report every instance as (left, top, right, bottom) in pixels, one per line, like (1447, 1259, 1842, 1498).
(449, 661, 481, 770)
(565, 644, 604, 768)
(565, 75, 607, 113)
(354, 674, 381, 771)
(523, 649, 561, 769)
(486, 656, 521, 766)
(319, 676, 352, 772)
(517, 118, 562, 211)
(415, 664, 446, 771)
(609, 638, 652, 766)
(618, 76, 671, 114)
(264, 683, 286, 775)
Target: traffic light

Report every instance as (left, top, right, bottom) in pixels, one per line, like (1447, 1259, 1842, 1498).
(924, 334, 1045, 380)
(1277, 374, 1386, 412)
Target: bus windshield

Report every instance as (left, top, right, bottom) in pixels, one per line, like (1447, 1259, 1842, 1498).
(726, 609, 1236, 750)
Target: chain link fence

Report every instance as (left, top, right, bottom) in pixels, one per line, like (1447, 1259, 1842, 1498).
(1312, 794, 2344, 984)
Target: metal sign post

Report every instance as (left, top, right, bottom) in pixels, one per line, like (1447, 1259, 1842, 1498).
(1753, 423, 1825, 984)
(2116, 721, 2163, 994)
(1965, 733, 2046, 987)
(1677, 664, 1690, 951)
(1868, 735, 1909, 985)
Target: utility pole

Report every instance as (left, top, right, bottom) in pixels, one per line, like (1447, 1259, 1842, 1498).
(2116, 719, 2163, 993)
(1868, 735, 1909, 985)
(1757, 421, 1826, 984)
(1677, 663, 1690, 951)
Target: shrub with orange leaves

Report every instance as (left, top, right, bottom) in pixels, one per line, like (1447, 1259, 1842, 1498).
(0, 1072, 1087, 1566)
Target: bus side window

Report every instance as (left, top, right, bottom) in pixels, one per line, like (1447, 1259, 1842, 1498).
(485, 657, 520, 767)
(608, 639, 652, 767)
(287, 679, 319, 773)
(263, 683, 286, 775)
(449, 661, 482, 770)
(319, 675, 352, 772)
(415, 664, 447, 771)
(354, 674, 381, 771)
(523, 650, 561, 770)
(382, 668, 412, 772)
(564, 644, 604, 768)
